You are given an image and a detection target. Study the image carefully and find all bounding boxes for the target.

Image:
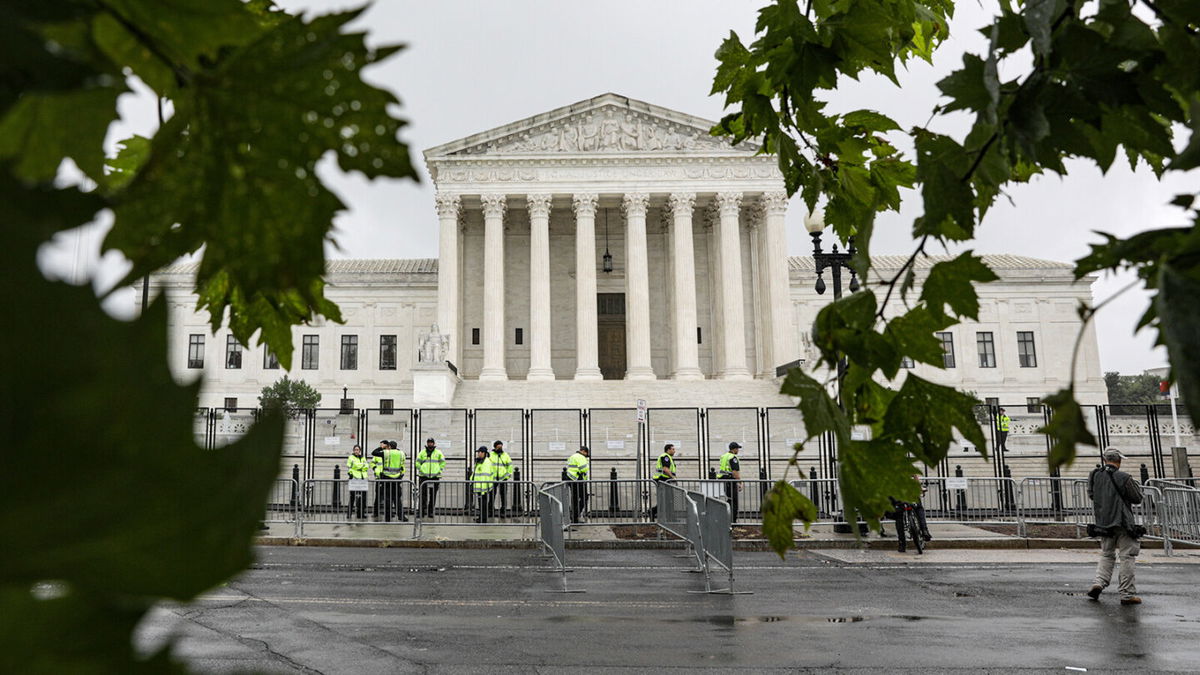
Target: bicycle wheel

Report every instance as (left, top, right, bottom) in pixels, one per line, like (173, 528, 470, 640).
(907, 509, 924, 554)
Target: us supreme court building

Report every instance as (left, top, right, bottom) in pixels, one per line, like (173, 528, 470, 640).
(157, 94, 1120, 481)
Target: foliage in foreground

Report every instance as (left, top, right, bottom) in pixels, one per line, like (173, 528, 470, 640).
(712, 0, 1200, 555)
(1, 0, 416, 668)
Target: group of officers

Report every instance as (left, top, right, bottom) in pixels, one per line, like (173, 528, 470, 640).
(345, 438, 747, 523)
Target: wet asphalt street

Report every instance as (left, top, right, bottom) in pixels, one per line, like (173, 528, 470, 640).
(137, 546, 1200, 673)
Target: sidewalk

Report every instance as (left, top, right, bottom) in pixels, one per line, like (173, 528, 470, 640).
(257, 520, 1200, 559)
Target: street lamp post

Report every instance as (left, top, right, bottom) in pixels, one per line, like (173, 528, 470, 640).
(805, 210, 862, 534)
(341, 385, 352, 415)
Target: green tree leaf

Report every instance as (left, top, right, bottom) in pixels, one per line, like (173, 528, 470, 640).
(919, 252, 999, 320)
(1157, 264, 1200, 423)
(884, 374, 987, 465)
(1039, 386, 1098, 471)
(761, 481, 817, 559)
(0, 86, 124, 181)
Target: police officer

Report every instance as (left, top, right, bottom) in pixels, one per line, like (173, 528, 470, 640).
(372, 439, 408, 522)
(492, 440, 513, 517)
(996, 408, 1011, 452)
(718, 442, 742, 523)
(565, 446, 590, 523)
(346, 444, 370, 519)
(370, 438, 386, 518)
(471, 446, 495, 523)
(415, 437, 445, 518)
(650, 443, 677, 519)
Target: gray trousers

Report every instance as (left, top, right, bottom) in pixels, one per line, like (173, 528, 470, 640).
(1093, 527, 1139, 598)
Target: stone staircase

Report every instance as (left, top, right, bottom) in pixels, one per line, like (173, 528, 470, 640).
(451, 378, 795, 409)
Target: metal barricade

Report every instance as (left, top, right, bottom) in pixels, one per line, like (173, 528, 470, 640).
(579, 479, 655, 524)
(1016, 478, 1090, 536)
(1161, 487, 1200, 555)
(298, 479, 416, 538)
(412, 480, 541, 535)
(655, 480, 688, 540)
(788, 478, 842, 521)
(263, 478, 299, 537)
(698, 494, 746, 594)
(673, 479, 774, 524)
(536, 484, 583, 592)
(920, 477, 1020, 525)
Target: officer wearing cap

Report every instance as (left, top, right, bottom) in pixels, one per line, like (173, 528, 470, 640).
(471, 446, 495, 523)
(415, 437, 445, 518)
(718, 442, 742, 523)
(1087, 447, 1144, 605)
(565, 445, 590, 523)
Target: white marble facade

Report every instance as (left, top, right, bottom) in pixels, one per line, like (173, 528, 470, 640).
(154, 94, 1108, 410)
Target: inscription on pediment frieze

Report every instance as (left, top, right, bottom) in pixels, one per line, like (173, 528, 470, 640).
(451, 106, 756, 155)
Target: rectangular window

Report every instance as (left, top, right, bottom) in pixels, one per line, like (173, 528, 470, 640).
(976, 332, 996, 368)
(515, 327, 523, 345)
(187, 334, 205, 369)
(900, 356, 915, 369)
(380, 399, 394, 415)
(340, 398, 355, 414)
(471, 328, 480, 345)
(225, 335, 242, 369)
(697, 327, 702, 345)
(379, 335, 397, 370)
(224, 397, 238, 412)
(1017, 331, 1038, 367)
(263, 349, 279, 370)
(936, 332, 956, 368)
(985, 397, 1000, 410)
(1026, 396, 1041, 414)
(340, 335, 358, 370)
(301, 335, 319, 370)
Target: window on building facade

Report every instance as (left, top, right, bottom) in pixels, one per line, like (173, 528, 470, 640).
(301, 335, 319, 369)
(224, 397, 238, 412)
(515, 328, 523, 345)
(697, 327, 702, 344)
(936, 332, 956, 368)
(471, 328, 480, 345)
(340, 335, 358, 370)
(263, 349, 279, 370)
(340, 398, 355, 414)
(976, 332, 996, 368)
(1026, 396, 1041, 414)
(380, 399, 394, 415)
(187, 334, 205, 369)
(225, 335, 242, 369)
(1017, 331, 1038, 367)
(379, 335, 397, 370)
(900, 356, 915, 369)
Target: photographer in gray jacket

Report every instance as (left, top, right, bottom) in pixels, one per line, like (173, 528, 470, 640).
(1086, 447, 1144, 605)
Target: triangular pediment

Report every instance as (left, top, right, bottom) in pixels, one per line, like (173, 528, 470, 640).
(424, 93, 760, 159)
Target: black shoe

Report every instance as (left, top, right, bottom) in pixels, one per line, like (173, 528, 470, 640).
(922, 531, 932, 542)
(897, 544, 906, 553)
(1087, 585, 1103, 600)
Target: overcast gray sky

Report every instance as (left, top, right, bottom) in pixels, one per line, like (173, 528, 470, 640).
(46, 0, 1184, 375)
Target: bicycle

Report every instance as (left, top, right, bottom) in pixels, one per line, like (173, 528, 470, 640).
(896, 501, 925, 555)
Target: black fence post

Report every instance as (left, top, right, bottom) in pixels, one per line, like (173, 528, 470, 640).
(1140, 463, 1150, 484)
(1002, 464, 1016, 513)
(759, 466, 768, 506)
(332, 464, 341, 510)
(609, 467, 619, 516)
(955, 465, 967, 513)
(708, 466, 716, 479)
(514, 467, 522, 515)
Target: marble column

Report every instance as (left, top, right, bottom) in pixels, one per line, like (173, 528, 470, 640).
(762, 192, 794, 373)
(479, 194, 508, 381)
(572, 193, 602, 380)
(668, 192, 703, 380)
(716, 191, 751, 379)
(435, 192, 461, 367)
(623, 192, 655, 380)
(526, 194, 554, 381)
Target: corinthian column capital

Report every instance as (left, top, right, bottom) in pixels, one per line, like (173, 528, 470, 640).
(622, 192, 650, 217)
(435, 192, 461, 218)
(480, 194, 508, 218)
(668, 192, 697, 216)
(762, 191, 789, 216)
(526, 193, 552, 218)
(715, 191, 743, 217)
(572, 193, 598, 216)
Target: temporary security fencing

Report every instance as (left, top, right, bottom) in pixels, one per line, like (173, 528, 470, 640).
(535, 483, 583, 592)
(264, 479, 300, 536)
(1160, 487, 1200, 555)
(655, 482, 747, 594)
(299, 479, 418, 538)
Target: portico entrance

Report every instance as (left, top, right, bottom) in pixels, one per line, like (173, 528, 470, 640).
(598, 293, 626, 380)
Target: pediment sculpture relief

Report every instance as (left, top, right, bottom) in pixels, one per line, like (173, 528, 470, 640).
(453, 106, 755, 155)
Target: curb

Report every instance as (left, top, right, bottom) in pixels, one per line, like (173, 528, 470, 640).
(254, 536, 1184, 551)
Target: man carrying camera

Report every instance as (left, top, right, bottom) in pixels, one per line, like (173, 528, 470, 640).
(1086, 447, 1144, 605)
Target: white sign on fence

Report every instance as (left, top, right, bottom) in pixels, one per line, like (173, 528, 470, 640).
(348, 478, 368, 492)
(607, 440, 625, 449)
(547, 441, 566, 452)
(636, 398, 648, 423)
(324, 436, 341, 446)
(945, 476, 969, 490)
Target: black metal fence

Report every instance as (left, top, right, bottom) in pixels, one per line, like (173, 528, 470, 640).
(195, 403, 1197, 485)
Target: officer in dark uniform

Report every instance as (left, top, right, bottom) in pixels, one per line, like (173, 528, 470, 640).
(718, 442, 742, 523)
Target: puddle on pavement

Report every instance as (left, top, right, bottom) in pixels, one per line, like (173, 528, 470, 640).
(550, 614, 929, 626)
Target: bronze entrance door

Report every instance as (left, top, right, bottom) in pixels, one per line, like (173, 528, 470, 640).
(597, 293, 626, 380)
